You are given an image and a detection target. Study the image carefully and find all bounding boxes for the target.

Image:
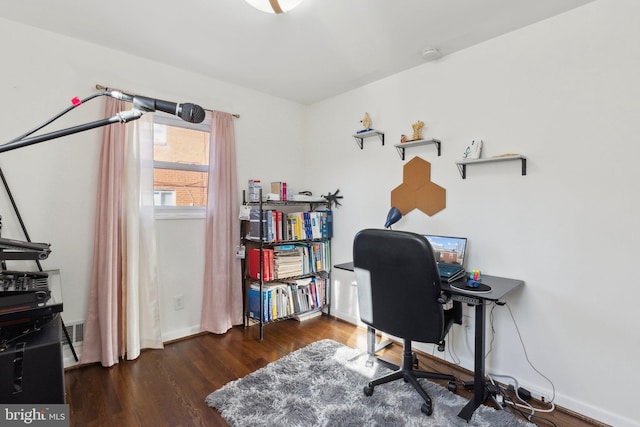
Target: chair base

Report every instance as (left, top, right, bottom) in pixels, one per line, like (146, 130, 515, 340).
(363, 338, 456, 416)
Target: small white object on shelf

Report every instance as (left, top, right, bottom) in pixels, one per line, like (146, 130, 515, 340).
(290, 194, 327, 202)
(462, 140, 483, 160)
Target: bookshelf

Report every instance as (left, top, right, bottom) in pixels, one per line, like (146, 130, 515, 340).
(240, 190, 332, 340)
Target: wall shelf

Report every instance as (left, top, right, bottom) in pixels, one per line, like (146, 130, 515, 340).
(455, 154, 527, 179)
(353, 129, 384, 149)
(394, 139, 441, 160)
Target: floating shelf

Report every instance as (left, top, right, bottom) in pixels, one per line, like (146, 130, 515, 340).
(352, 129, 384, 149)
(394, 139, 441, 160)
(455, 155, 527, 179)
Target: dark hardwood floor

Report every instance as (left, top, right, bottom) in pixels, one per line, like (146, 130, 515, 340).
(65, 316, 605, 427)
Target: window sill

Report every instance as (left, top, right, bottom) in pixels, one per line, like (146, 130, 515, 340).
(155, 207, 206, 220)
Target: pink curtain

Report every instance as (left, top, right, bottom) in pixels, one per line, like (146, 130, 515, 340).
(81, 97, 126, 367)
(201, 111, 243, 333)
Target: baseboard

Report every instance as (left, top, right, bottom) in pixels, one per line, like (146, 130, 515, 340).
(63, 325, 202, 369)
(545, 394, 637, 427)
(328, 310, 359, 326)
(161, 324, 202, 343)
(63, 343, 83, 369)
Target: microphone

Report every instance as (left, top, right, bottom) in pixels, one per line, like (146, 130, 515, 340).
(105, 90, 206, 124)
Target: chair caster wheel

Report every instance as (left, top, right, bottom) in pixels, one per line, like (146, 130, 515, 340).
(447, 381, 457, 392)
(421, 402, 433, 416)
(363, 385, 374, 396)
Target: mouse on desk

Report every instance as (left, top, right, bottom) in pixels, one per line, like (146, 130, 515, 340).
(468, 269, 482, 287)
(467, 279, 481, 288)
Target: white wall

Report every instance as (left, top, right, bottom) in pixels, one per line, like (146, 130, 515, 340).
(0, 18, 307, 352)
(306, 1, 639, 425)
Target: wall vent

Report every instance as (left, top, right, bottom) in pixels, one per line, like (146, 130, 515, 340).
(63, 321, 85, 346)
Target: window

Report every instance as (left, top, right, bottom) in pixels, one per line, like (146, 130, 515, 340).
(152, 112, 210, 217)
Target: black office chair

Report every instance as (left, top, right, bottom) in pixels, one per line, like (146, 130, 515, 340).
(353, 228, 462, 415)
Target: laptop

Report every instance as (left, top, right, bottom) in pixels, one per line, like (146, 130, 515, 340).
(424, 234, 468, 283)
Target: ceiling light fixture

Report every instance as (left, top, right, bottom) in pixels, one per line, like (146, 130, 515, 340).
(244, 0, 304, 14)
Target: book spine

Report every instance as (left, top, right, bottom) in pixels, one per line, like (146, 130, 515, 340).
(248, 248, 260, 279)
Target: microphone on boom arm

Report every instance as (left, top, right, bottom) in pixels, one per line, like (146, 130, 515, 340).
(104, 89, 206, 124)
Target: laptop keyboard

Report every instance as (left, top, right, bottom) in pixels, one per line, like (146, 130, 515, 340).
(439, 264, 460, 276)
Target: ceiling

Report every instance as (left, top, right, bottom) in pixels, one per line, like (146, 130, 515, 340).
(0, 0, 595, 105)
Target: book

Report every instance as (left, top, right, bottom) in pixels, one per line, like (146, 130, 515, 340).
(249, 208, 263, 239)
(310, 212, 322, 239)
(293, 309, 322, 322)
(319, 210, 333, 238)
(248, 248, 274, 280)
(270, 182, 288, 201)
(247, 283, 270, 322)
(248, 248, 261, 280)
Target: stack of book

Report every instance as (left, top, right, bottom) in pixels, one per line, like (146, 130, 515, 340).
(273, 244, 304, 278)
(308, 241, 330, 273)
(247, 277, 326, 323)
(248, 242, 330, 280)
(249, 209, 332, 243)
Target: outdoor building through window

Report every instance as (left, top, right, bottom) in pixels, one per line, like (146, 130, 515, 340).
(153, 113, 210, 210)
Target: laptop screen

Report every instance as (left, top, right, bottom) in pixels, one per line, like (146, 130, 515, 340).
(423, 234, 467, 267)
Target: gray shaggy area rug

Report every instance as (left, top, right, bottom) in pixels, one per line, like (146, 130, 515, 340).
(206, 339, 534, 427)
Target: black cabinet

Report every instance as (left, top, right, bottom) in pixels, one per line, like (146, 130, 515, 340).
(0, 317, 64, 404)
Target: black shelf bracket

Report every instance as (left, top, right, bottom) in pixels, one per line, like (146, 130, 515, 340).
(353, 130, 384, 149)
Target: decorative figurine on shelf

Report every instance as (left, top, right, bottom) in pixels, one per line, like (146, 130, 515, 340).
(358, 113, 372, 133)
(411, 120, 424, 141)
(462, 139, 483, 160)
(323, 189, 343, 208)
(400, 134, 408, 144)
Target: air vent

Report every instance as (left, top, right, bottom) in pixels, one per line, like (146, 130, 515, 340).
(62, 321, 85, 346)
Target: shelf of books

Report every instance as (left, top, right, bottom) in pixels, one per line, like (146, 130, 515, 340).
(240, 191, 332, 339)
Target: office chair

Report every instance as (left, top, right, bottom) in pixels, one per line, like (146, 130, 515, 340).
(353, 228, 462, 415)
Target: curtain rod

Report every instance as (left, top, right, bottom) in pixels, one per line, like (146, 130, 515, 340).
(95, 84, 240, 118)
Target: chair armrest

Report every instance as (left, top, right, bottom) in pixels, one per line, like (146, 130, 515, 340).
(437, 292, 450, 304)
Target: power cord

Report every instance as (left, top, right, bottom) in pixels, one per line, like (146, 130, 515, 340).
(487, 373, 558, 425)
(484, 302, 497, 360)
(503, 301, 556, 404)
(486, 301, 557, 423)
(445, 325, 461, 365)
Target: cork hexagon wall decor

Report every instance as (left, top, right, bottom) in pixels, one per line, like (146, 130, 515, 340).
(390, 156, 445, 216)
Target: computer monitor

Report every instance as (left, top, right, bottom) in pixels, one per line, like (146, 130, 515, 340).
(423, 234, 467, 268)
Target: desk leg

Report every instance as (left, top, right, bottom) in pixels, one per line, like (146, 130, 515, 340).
(352, 326, 396, 369)
(366, 326, 393, 356)
(458, 300, 488, 421)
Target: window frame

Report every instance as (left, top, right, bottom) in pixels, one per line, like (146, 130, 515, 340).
(152, 112, 211, 220)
